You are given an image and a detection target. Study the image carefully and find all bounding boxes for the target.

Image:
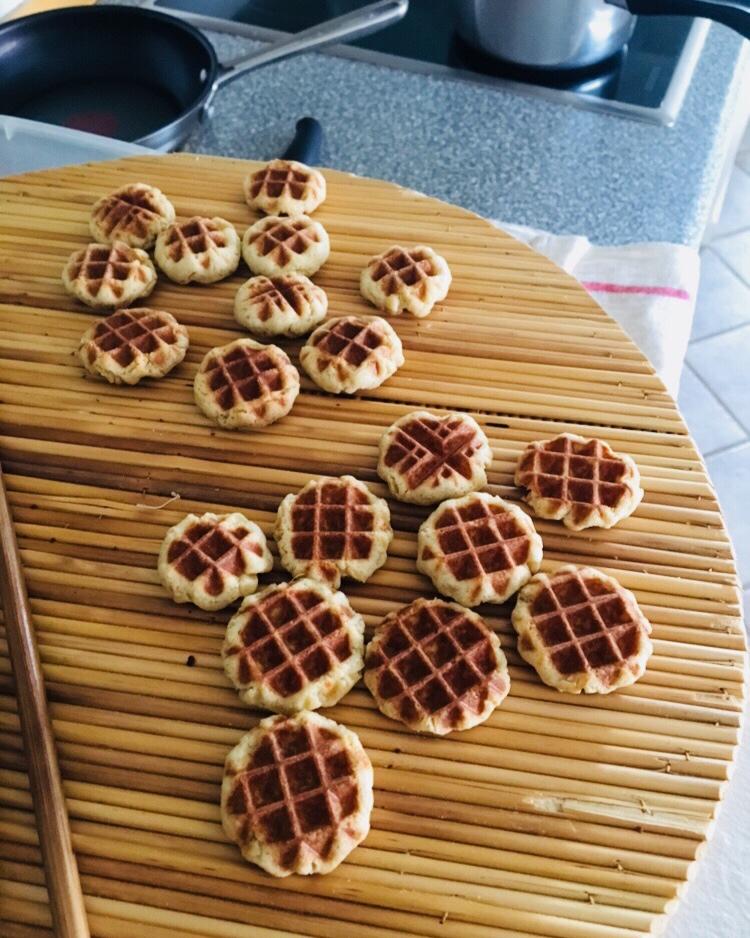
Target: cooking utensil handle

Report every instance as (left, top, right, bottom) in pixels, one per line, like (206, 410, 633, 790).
(611, 0, 750, 39)
(0, 464, 90, 938)
(282, 117, 324, 164)
(213, 0, 409, 91)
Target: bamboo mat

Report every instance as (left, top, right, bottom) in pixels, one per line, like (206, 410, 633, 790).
(0, 153, 745, 938)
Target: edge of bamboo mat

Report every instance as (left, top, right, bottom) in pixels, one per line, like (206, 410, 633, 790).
(0, 152, 746, 938)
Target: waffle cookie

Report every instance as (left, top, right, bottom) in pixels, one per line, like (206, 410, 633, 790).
(418, 493, 542, 607)
(223, 578, 365, 713)
(378, 410, 492, 505)
(300, 315, 404, 394)
(62, 241, 156, 309)
(222, 711, 373, 877)
(89, 182, 175, 249)
(515, 433, 643, 531)
(244, 159, 326, 216)
(194, 338, 300, 430)
(158, 511, 272, 612)
(512, 565, 653, 694)
(78, 308, 189, 385)
(360, 245, 451, 318)
(364, 598, 509, 735)
(234, 274, 327, 339)
(155, 216, 241, 284)
(275, 475, 392, 589)
(242, 215, 330, 278)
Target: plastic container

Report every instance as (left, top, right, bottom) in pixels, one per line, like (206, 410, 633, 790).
(0, 115, 151, 177)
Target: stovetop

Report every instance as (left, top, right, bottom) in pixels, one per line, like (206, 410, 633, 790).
(150, 0, 709, 125)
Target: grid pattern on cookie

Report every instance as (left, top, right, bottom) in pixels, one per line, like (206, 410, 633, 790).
(312, 317, 387, 370)
(228, 585, 353, 698)
(528, 569, 644, 679)
(383, 415, 483, 490)
(67, 243, 149, 299)
(225, 719, 361, 868)
(369, 247, 436, 298)
(166, 519, 261, 597)
(164, 217, 228, 262)
(290, 481, 376, 564)
(88, 309, 178, 368)
(93, 188, 164, 240)
(203, 344, 288, 412)
(248, 219, 321, 265)
(517, 436, 630, 524)
(249, 163, 315, 203)
(246, 276, 316, 322)
(366, 601, 502, 729)
(432, 498, 533, 583)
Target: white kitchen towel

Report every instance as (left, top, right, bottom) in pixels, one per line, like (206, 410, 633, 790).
(494, 222, 700, 397)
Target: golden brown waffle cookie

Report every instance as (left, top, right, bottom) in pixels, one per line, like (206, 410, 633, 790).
(364, 597, 509, 735)
(300, 315, 404, 394)
(360, 244, 451, 317)
(89, 182, 175, 249)
(275, 475, 392, 589)
(78, 308, 189, 385)
(158, 511, 273, 612)
(223, 578, 364, 713)
(234, 274, 327, 338)
(221, 711, 373, 877)
(155, 216, 240, 284)
(62, 241, 156, 309)
(378, 410, 492, 505)
(194, 338, 300, 430)
(515, 433, 643, 530)
(511, 565, 653, 694)
(243, 159, 326, 216)
(242, 214, 330, 278)
(417, 493, 542, 607)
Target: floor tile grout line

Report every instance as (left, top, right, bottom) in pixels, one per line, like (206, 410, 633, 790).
(702, 436, 750, 461)
(683, 363, 750, 436)
(710, 237, 750, 289)
(689, 319, 750, 347)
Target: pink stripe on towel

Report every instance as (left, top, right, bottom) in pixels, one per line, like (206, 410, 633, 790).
(581, 280, 691, 300)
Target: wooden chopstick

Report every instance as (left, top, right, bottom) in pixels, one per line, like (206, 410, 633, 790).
(0, 463, 90, 938)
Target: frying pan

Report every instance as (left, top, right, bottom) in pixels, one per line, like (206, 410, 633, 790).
(0, 0, 407, 151)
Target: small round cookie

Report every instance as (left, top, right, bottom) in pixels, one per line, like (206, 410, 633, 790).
(243, 159, 326, 216)
(300, 315, 404, 395)
(417, 493, 542, 607)
(242, 215, 330, 278)
(360, 245, 451, 318)
(363, 597, 510, 735)
(62, 241, 156, 309)
(511, 565, 653, 695)
(515, 433, 643, 531)
(158, 511, 273, 612)
(378, 410, 492, 505)
(221, 711, 373, 877)
(222, 578, 365, 713)
(78, 308, 189, 385)
(194, 338, 300, 431)
(275, 475, 392, 590)
(155, 216, 241, 284)
(234, 274, 327, 338)
(89, 182, 175, 249)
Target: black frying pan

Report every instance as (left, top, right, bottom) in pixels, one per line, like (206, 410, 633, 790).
(0, 1, 407, 151)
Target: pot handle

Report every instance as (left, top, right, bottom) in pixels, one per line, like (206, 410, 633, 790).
(613, 0, 750, 39)
(212, 0, 409, 91)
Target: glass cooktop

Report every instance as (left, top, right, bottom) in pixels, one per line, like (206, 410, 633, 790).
(151, 0, 709, 124)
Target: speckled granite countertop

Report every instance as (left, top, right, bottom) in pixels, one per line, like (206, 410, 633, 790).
(174, 20, 749, 247)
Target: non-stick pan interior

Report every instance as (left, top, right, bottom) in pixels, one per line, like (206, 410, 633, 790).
(0, 6, 216, 142)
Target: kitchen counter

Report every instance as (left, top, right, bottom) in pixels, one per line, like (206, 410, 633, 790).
(175, 15, 749, 246)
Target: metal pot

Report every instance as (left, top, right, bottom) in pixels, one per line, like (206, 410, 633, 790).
(456, 0, 750, 71)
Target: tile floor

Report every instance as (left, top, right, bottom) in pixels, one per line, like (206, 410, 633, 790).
(677, 128, 750, 623)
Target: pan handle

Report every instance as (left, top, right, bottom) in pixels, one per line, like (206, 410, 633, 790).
(608, 0, 750, 39)
(211, 0, 409, 92)
(283, 117, 324, 164)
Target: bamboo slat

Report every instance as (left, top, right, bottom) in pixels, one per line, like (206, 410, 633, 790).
(0, 153, 745, 938)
